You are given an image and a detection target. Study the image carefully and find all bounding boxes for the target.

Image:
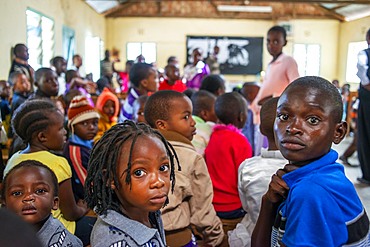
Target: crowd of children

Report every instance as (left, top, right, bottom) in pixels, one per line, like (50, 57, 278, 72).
(0, 25, 368, 247)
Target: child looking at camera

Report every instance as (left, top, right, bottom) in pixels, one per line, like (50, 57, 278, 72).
(2, 160, 83, 246)
(252, 76, 370, 247)
(63, 95, 100, 201)
(4, 99, 93, 246)
(85, 121, 178, 247)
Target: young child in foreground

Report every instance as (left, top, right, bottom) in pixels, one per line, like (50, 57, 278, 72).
(2, 160, 82, 246)
(144, 90, 224, 246)
(85, 121, 178, 247)
(252, 76, 370, 247)
(4, 99, 92, 246)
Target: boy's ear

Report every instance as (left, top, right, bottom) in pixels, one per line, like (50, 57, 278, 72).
(236, 111, 246, 129)
(238, 111, 245, 123)
(155, 119, 167, 130)
(199, 110, 207, 121)
(52, 197, 59, 211)
(333, 121, 348, 144)
(140, 79, 149, 89)
(216, 88, 224, 96)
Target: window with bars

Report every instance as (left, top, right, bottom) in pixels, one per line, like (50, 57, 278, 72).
(26, 9, 55, 70)
(293, 44, 320, 76)
(346, 41, 367, 83)
(127, 42, 156, 64)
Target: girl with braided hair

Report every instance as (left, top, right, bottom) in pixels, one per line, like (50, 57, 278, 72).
(85, 120, 179, 247)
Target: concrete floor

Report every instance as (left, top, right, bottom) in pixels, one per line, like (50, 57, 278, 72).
(333, 136, 370, 213)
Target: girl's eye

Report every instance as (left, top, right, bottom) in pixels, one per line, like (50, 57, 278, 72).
(307, 117, 320, 125)
(35, 189, 47, 194)
(11, 191, 22, 196)
(159, 164, 169, 172)
(277, 114, 289, 121)
(133, 169, 146, 178)
(184, 115, 189, 120)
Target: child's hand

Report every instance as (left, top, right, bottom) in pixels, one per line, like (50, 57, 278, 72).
(77, 199, 87, 207)
(265, 168, 289, 203)
(265, 164, 300, 204)
(77, 199, 89, 214)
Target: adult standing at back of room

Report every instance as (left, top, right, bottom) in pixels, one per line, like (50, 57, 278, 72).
(356, 27, 370, 185)
(100, 50, 114, 85)
(9, 43, 35, 91)
(250, 26, 299, 124)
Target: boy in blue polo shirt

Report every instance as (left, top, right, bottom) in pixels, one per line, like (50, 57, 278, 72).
(252, 76, 370, 247)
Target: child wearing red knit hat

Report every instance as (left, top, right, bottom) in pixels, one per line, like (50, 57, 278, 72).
(63, 95, 100, 202)
(94, 87, 119, 143)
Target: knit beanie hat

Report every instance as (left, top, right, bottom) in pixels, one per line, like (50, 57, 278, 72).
(68, 95, 100, 129)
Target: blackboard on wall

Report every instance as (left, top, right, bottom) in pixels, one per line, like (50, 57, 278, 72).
(186, 36, 263, 75)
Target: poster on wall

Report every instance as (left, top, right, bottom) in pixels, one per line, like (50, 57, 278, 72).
(186, 36, 263, 75)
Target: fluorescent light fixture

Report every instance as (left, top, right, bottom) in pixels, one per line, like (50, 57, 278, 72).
(217, 5, 272, 13)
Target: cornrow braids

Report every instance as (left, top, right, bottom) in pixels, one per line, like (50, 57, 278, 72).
(85, 120, 180, 215)
(11, 99, 58, 144)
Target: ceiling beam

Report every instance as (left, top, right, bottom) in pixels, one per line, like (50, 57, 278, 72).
(313, 3, 346, 21)
(248, 0, 370, 3)
(105, 2, 135, 17)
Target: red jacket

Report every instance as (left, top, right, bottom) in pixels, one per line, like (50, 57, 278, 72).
(205, 124, 252, 212)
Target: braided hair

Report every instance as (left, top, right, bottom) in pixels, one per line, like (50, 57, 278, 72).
(85, 120, 180, 215)
(11, 99, 58, 144)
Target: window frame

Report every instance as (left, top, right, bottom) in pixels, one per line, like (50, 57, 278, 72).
(346, 41, 368, 83)
(26, 8, 55, 70)
(126, 42, 157, 64)
(293, 43, 321, 77)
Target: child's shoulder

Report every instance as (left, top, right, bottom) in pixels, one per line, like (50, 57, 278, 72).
(38, 215, 83, 247)
(92, 210, 165, 247)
